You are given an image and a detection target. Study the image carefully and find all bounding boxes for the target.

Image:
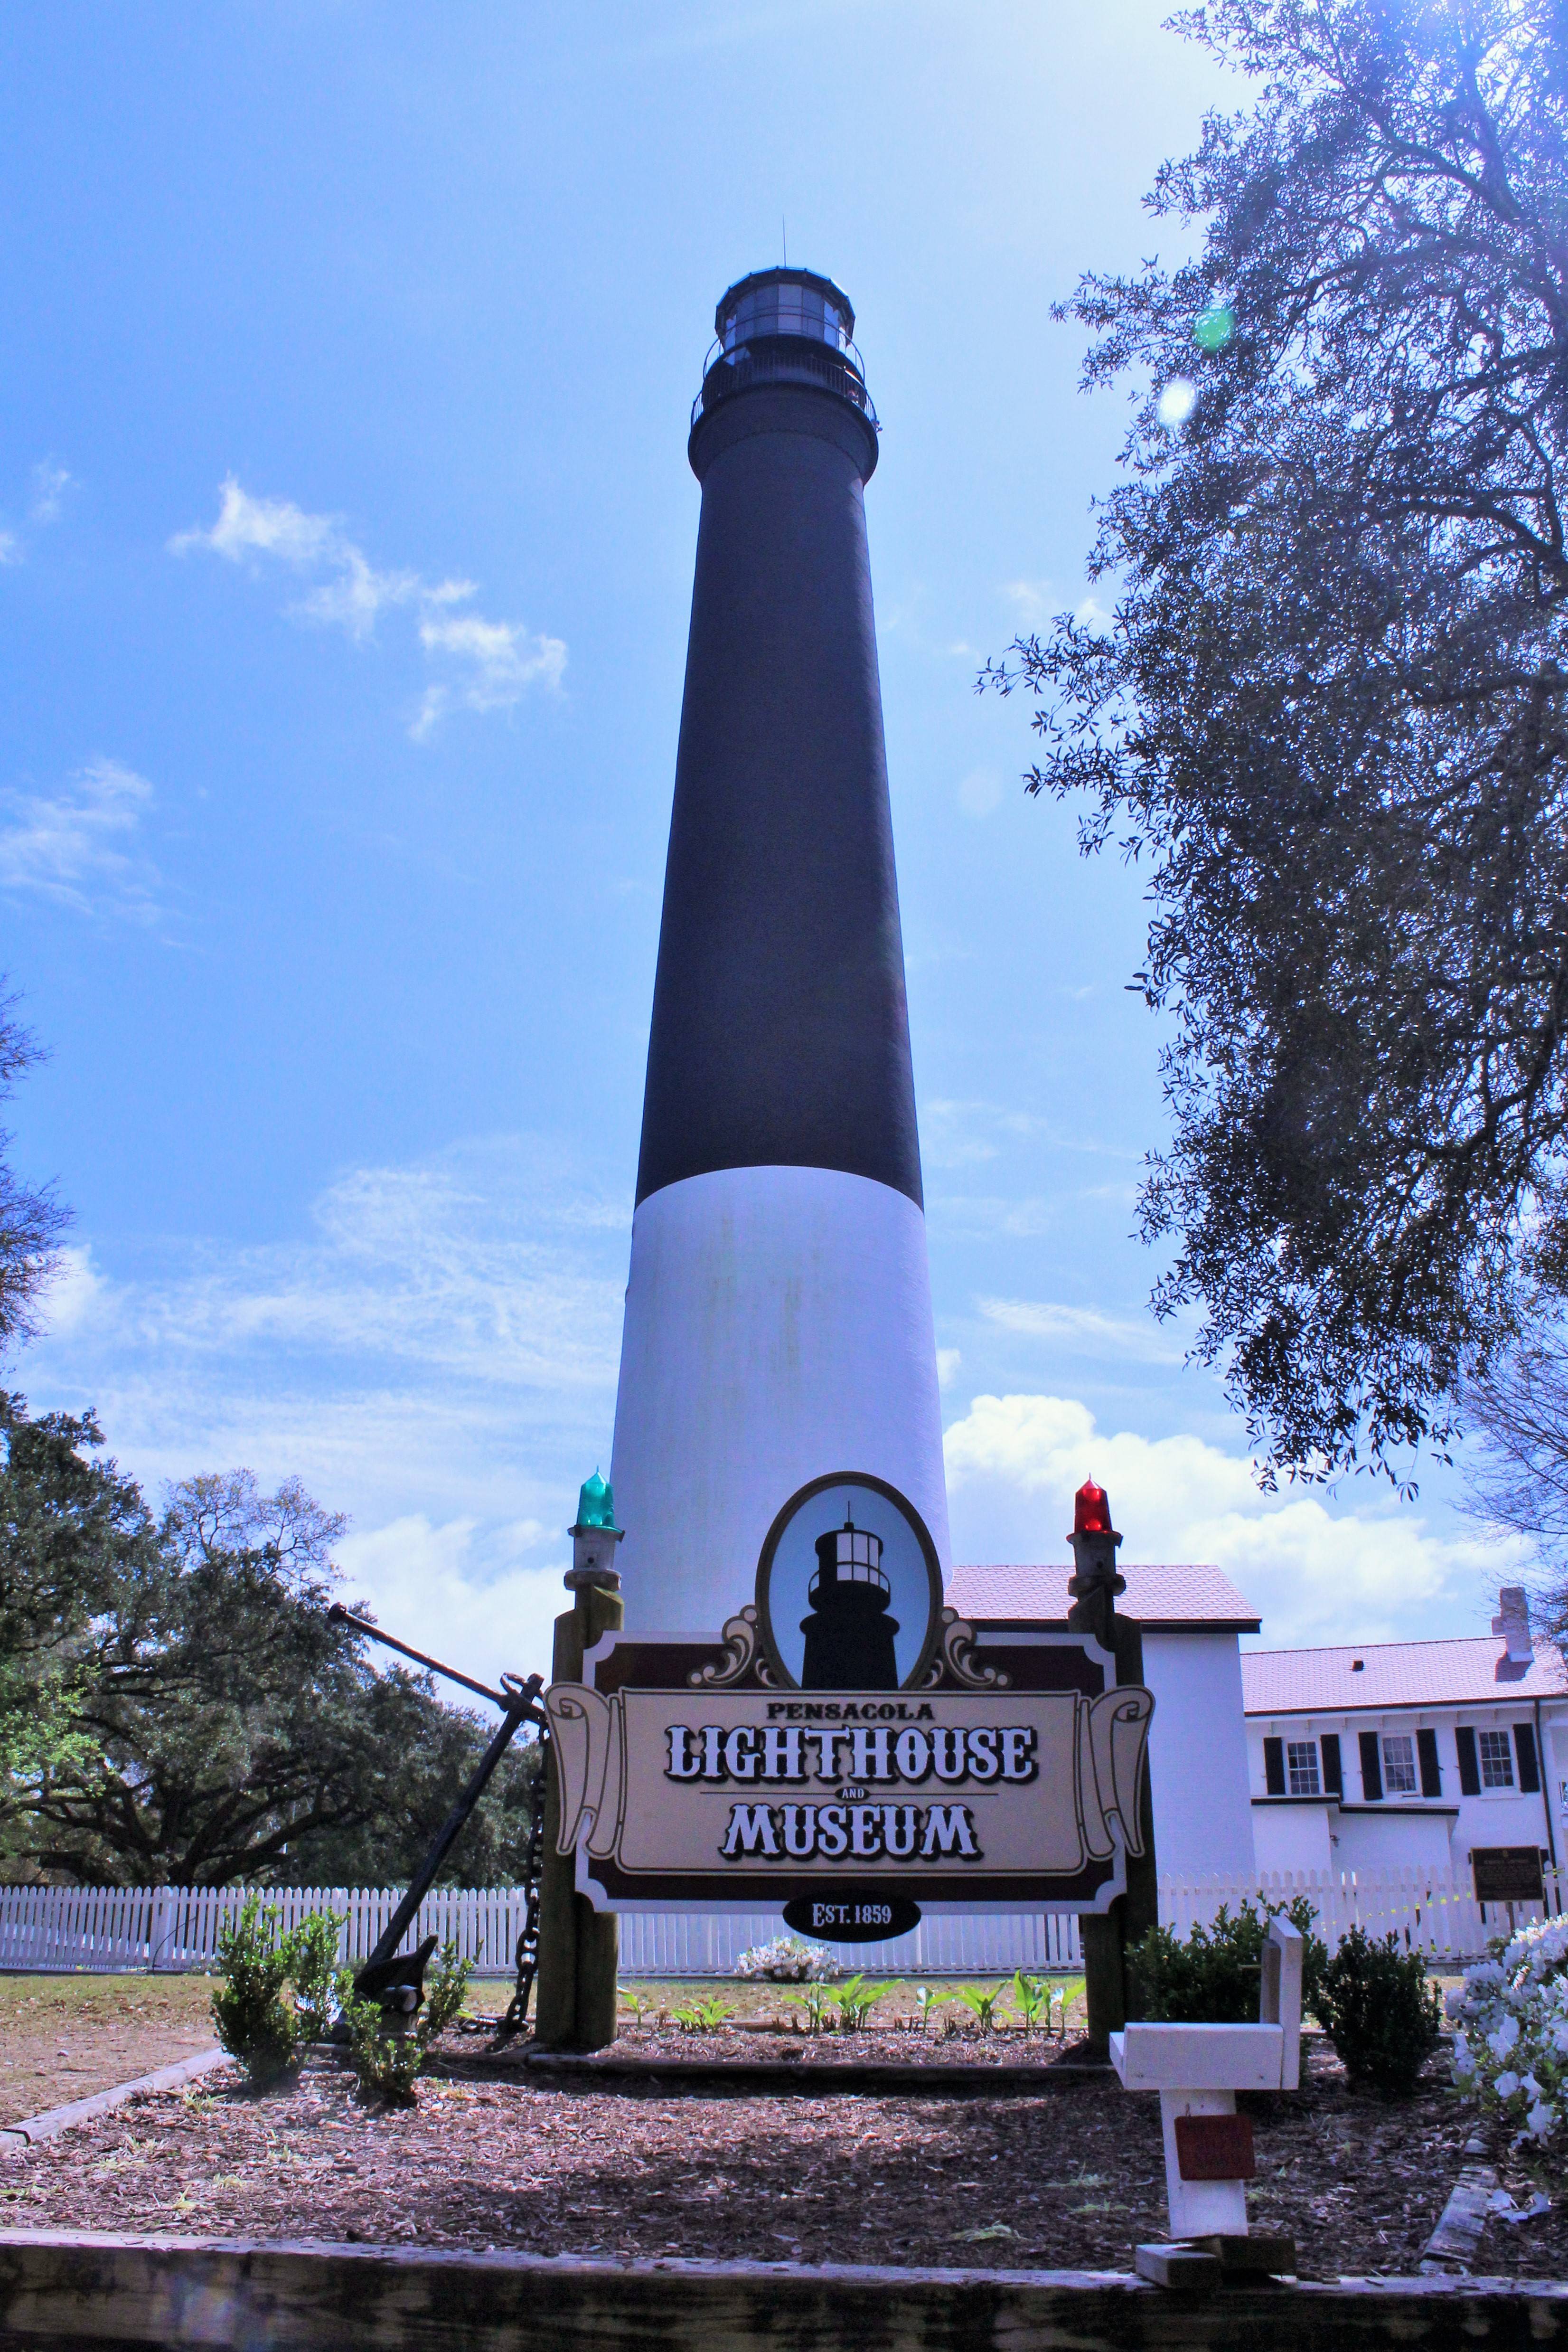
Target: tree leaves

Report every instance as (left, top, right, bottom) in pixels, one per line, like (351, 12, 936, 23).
(988, 0, 1568, 1477)
(0, 1398, 540, 1887)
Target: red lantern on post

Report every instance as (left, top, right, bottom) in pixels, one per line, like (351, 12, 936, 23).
(1074, 1478, 1113, 1537)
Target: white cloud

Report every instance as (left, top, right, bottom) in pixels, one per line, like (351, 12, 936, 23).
(0, 757, 160, 921)
(958, 768, 1003, 818)
(943, 1390, 1527, 1648)
(937, 1347, 961, 1390)
(29, 462, 73, 524)
(170, 478, 340, 569)
(38, 1246, 106, 1339)
(25, 1135, 628, 1686)
(1003, 579, 1054, 628)
(170, 476, 562, 724)
(0, 533, 20, 567)
(413, 614, 568, 738)
(335, 1515, 568, 1688)
(979, 1295, 1185, 1365)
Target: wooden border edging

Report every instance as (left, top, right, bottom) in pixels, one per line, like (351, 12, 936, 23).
(506, 2051, 1108, 2094)
(0, 2051, 228, 2153)
(0, 2233, 1565, 2351)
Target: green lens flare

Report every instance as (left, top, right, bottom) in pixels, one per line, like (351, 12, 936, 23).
(1193, 304, 1234, 352)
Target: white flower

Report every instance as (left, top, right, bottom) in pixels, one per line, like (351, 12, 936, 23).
(1496, 2069, 1521, 2099)
(1491, 2014, 1521, 2060)
(1453, 2034, 1476, 2077)
(1528, 2101, 1556, 2139)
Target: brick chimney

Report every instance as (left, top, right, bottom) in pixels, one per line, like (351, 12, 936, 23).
(1492, 1585, 1533, 1663)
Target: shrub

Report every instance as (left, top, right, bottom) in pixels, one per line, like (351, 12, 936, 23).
(338, 1977, 425, 2107)
(281, 1911, 345, 2042)
(952, 1983, 1008, 2035)
(1452, 1913, 1568, 2143)
(782, 1982, 830, 2035)
(1316, 1926, 1441, 2095)
(420, 1939, 475, 2042)
(734, 1936, 838, 1982)
(670, 1992, 734, 2033)
(1129, 1898, 1326, 2023)
(913, 1984, 946, 2033)
(1012, 1971, 1048, 2032)
(211, 1895, 302, 2090)
(831, 1974, 893, 2033)
(335, 1939, 475, 2104)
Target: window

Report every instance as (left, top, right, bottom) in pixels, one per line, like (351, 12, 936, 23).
(1480, 1729, 1516, 1789)
(1381, 1734, 1418, 1795)
(1286, 1739, 1320, 1796)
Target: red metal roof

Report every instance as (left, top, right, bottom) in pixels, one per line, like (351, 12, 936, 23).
(1241, 1636, 1568, 1715)
(947, 1562, 1260, 1632)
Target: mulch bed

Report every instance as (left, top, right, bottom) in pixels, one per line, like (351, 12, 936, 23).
(3, 2026, 1562, 2278)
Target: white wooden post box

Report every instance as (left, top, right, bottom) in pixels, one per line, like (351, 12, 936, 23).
(1110, 1917, 1303, 2239)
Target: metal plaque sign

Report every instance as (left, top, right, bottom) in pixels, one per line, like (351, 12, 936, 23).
(1471, 1845, 1545, 1903)
(545, 1472, 1154, 1920)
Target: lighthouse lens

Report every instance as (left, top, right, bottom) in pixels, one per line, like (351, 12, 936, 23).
(723, 278, 850, 352)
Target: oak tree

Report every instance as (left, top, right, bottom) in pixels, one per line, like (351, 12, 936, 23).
(989, 0, 1568, 1478)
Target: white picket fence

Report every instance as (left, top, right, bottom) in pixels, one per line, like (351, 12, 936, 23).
(0, 1867, 1556, 1980)
(1160, 1864, 1568, 1963)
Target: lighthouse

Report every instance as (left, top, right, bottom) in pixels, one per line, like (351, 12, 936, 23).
(610, 267, 950, 1639)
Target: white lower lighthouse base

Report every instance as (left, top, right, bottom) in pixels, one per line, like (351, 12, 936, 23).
(610, 1164, 951, 1635)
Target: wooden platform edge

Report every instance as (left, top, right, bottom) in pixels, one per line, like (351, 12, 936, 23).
(0, 2051, 229, 2154)
(492, 2050, 1110, 2094)
(0, 2231, 1565, 2350)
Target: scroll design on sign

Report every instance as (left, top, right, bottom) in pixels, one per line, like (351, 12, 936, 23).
(1078, 1686, 1154, 1861)
(687, 1604, 772, 1689)
(926, 1607, 1012, 1690)
(547, 1686, 625, 1859)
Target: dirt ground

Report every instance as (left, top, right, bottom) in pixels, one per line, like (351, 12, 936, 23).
(4, 2025, 1556, 2279)
(0, 1975, 218, 2127)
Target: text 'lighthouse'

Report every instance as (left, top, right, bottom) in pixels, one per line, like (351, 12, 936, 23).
(610, 268, 951, 1634)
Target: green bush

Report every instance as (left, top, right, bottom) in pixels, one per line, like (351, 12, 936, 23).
(336, 1938, 475, 2106)
(1314, 1926, 1441, 2095)
(281, 1910, 345, 2042)
(338, 1977, 425, 2107)
(420, 1938, 475, 2041)
(1129, 1897, 1327, 2022)
(211, 1895, 302, 2090)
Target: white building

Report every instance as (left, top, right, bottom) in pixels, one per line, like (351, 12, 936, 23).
(1245, 1587, 1568, 1881)
(948, 1562, 1259, 1879)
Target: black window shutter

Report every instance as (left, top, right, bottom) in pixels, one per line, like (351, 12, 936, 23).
(1359, 1730, 1383, 1801)
(1321, 1732, 1343, 1797)
(1515, 1723, 1541, 1794)
(1456, 1725, 1481, 1796)
(1417, 1728, 1442, 1798)
(1264, 1736, 1285, 1796)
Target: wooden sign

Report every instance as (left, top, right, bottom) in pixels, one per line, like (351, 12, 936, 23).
(545, 1472, 1155, 1927)
(1471, 1845, 1544, 1903)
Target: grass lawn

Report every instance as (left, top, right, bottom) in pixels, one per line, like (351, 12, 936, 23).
(0, 1974, 219, 2126)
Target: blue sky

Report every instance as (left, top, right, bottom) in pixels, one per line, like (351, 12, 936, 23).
(0, 0, 1521, 1682)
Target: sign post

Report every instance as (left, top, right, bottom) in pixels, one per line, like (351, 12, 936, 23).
(1066, 1482, 1158, 2052)
(534, 1481, 625, 2053)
